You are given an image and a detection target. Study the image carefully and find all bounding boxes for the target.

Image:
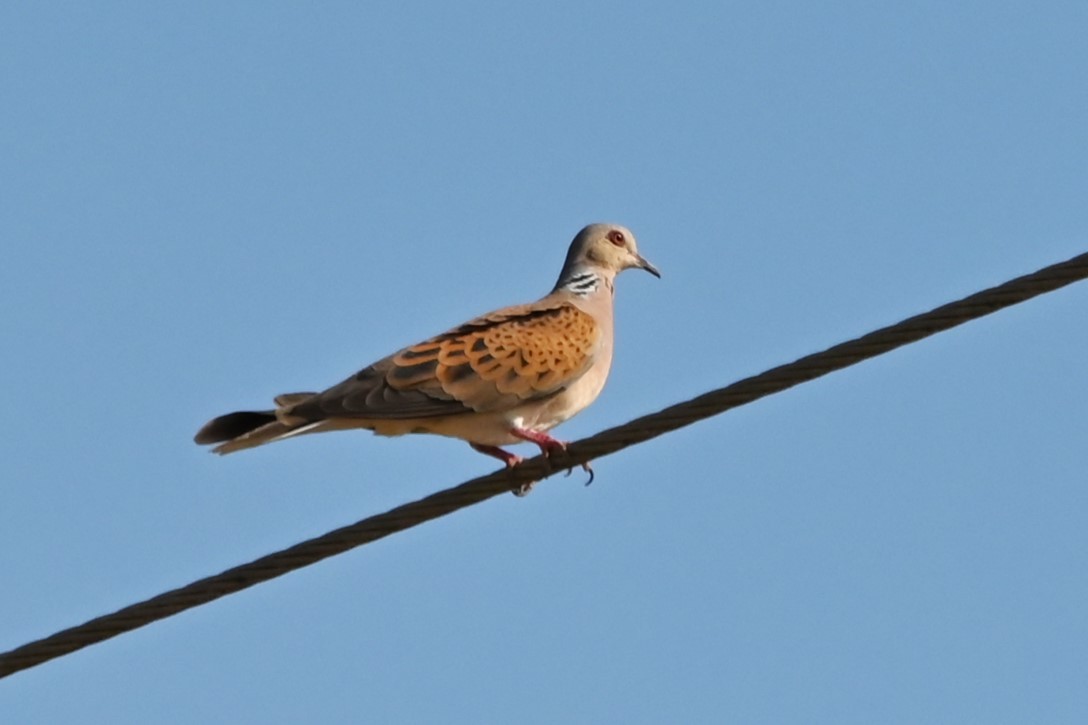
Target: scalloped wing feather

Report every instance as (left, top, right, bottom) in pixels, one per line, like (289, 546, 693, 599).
(293, 301, 600, 421)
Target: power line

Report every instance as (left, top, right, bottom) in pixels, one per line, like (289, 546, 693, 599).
(2, 250, 1086, 680)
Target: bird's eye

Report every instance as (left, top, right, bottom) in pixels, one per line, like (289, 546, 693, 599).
(607, 230, 626, 246)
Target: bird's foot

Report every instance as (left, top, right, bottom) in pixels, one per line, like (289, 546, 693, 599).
(510, 427, 568, 457)
(511, 428, 594, 485)
(470, 443, 535, 496)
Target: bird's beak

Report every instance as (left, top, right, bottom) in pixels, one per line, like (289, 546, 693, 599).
(636, 254, 661, 278)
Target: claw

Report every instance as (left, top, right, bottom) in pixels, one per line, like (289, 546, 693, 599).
(509, 428, 596, 485)
(562, 461, 595, 485)
(582, 462, 595, 486)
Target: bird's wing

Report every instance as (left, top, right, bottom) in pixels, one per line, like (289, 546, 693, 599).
(290, 299, 601, 421)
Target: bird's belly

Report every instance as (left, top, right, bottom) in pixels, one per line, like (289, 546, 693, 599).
(368, 411, 522, 446)
(508, 358, 612, 436)
(353, 356, 613, 447)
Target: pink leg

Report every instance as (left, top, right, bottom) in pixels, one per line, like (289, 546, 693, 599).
(470, 442, 523, 468)
(470, 443, 535, 496)
(509, 427, 568, 457)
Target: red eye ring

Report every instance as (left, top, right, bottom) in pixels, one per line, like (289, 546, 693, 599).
(607, 230, 626, 246)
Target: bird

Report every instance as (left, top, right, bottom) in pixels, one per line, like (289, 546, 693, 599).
(194, 223, 659, 477)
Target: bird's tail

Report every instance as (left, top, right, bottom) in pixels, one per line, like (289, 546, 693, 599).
(194, 392, 320, 455)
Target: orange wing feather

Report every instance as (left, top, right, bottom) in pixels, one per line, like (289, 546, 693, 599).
(290, 301, 600, 421)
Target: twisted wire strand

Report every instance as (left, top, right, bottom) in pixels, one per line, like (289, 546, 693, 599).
(2, 250, 1085, 679)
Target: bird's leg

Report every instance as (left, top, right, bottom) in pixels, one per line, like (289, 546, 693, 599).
(510, 428, 568, 457)
(469, 443, 534, 497)
(510, 428, 595, 485)
(470, 443, 523, 468)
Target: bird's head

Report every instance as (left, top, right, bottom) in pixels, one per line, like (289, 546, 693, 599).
(558, 223, 660, 285)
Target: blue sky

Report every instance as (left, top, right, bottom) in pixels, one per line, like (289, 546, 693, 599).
(2, 2, 1086, 722)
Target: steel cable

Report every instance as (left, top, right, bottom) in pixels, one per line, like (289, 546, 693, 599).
(2, 250, 1085, 679)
